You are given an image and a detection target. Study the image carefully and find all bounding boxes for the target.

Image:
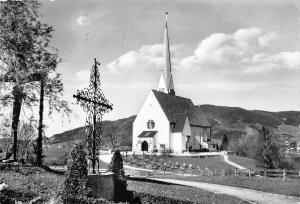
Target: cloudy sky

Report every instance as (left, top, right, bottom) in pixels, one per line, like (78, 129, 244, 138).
(20, 0, 300, 136)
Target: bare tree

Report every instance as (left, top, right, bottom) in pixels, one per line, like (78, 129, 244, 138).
(17, 119, 36, 161)
(105, 132, 121, 150)
(0, 117, 11, 154)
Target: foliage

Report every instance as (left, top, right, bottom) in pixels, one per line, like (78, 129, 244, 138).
(228, 126, 290, 169)
(108, 149, 127, 202)
(63, 143, 90, 200)
(0, 0, 70, 161)
(17, 120, 36, 163)
(220, 134, 229, 151)
(104, 132, 120, 149)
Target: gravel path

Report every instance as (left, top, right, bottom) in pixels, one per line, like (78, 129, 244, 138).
(99, 154, 300, 204)
(223, 154, 246, 169)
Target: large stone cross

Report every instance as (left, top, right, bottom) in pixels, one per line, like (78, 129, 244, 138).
(73, 58, 113, 174)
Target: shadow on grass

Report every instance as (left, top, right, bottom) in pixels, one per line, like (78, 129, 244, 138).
(127, 176, 184, 186)
(42, 165, 65, 175)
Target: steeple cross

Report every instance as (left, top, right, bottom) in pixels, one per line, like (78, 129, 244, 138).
(73, 58, 113, 174)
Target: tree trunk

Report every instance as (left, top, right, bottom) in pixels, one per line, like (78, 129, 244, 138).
(36, 78, 45, 166)
(11, 86, 23, 161)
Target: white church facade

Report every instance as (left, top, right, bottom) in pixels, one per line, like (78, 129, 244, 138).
(132, 13, 212, 153)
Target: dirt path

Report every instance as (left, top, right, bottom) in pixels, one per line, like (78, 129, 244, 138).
(222, 154, 246, 169)
(150, 178, 300, 204)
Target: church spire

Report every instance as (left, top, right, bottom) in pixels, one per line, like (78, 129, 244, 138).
(157, 12, 175, 95)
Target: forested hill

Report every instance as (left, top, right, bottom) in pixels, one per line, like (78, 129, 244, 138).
(49, 115, 136, 146)
(200, 104, 300, 140)
(49, 105, 300, 146)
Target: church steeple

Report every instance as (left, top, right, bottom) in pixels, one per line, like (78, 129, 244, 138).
(157, 12, 175, 95)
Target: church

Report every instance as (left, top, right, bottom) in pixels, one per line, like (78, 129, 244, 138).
(132, 13, 212, 154)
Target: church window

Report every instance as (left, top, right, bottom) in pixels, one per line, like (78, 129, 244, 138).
(147, 120, 155, 129)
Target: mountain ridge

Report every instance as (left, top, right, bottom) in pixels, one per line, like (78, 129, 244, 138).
(49, 105, 300, 146)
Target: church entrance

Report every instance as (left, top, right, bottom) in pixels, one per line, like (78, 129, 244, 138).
(141, 141, 148, 152)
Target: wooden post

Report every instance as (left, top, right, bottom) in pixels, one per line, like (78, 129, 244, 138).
(248, 169, 251, 178)
(283, 169, 286, 181)
(234, 168, 237, 177)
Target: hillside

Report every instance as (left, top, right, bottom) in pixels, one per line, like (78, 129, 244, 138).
(49, 105, 300, 147)
(49, 115, 136, 146)
(200, 105, 300, 141)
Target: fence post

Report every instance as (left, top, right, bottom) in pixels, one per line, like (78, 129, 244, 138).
(283, 169, 286, 181)
(248, 169, 251, 178)
(234, 168, 237, 177)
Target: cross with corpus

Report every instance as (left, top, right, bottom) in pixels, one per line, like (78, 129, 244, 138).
(73, 58, 113, 174)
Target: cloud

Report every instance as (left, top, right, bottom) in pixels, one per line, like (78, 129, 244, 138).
(107, 44, 185, 73)
(180, 28, 278, 71)
(243, 51, 300, 73)
(76, 16, 91, 26)
(107, 44, 164, 73)
(75, 70, 90, 81)
(107, 27, 300, 76)
(76, 12, 106, 26)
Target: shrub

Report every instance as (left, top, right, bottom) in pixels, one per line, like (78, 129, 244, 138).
(108, 149, 127, 202)
(63, 143, 90, 200)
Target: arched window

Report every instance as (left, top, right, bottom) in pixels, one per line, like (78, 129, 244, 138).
(147, 120, 155, 129)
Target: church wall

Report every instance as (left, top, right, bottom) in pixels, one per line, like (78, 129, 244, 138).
(190, 126, 211, 150)
(181, 118, 191, 151)
(132, 91, 170, 152)
(171, 133, 182, 153)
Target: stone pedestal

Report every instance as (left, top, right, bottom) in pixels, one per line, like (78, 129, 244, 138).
(87, 172, 115, 201)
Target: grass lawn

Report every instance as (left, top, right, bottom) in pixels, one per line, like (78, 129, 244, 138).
(0, 168, 64, 202)
(150, 174, 300, 197)
(44, 147, 69, 165)
(228, 155, 259, 169)
(127, 179, 250, 204)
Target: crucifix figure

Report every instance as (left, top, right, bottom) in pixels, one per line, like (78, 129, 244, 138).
(73, 58, 113, 174)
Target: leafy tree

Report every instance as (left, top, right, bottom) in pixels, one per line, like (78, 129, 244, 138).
(221, 134, 229, 151)
(257, 126, 274, 169)
(109, 150, 127, 201)
(0, 0, 70, 162)
(63, 143, 90, 200)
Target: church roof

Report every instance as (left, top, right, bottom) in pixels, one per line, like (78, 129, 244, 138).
(152, 90, 211, 127)
(137, 131, 157, 138)
(172, 113, 187, 133)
